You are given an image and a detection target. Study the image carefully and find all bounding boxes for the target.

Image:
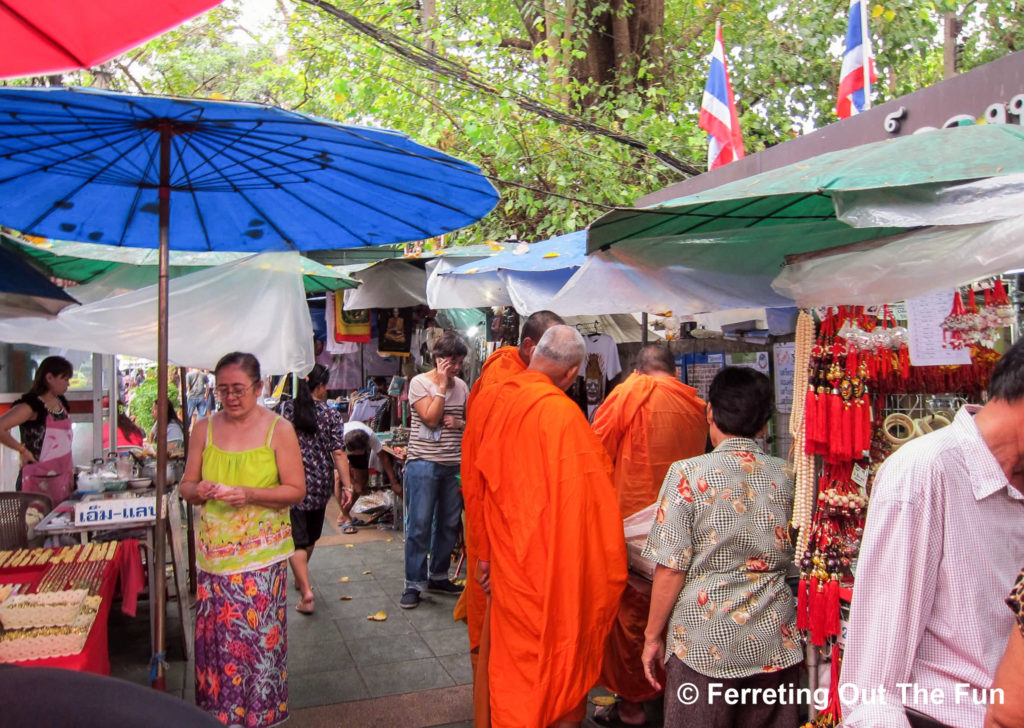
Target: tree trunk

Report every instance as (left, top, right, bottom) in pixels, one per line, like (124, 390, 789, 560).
(943, 11, 959, 78)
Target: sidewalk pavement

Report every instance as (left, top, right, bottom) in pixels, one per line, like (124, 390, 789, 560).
(109, 500, 476, 728)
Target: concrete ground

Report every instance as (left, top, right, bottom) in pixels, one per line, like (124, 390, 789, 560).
(108, 499, 477, 728)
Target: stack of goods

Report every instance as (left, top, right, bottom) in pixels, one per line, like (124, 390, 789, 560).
(0, 542, 116, 662)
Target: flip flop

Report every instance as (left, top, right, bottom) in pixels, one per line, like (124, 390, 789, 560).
(295, 597, 315, 615)
(338, 520, 358, 534)
(592, 703, 647, 727)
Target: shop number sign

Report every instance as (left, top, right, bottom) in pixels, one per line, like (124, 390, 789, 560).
(75, 497, 157, 526)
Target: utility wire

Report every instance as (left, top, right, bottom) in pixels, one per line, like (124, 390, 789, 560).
(296, 0, 701, 176)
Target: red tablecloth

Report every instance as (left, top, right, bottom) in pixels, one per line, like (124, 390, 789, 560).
(0, 540, 145, 675)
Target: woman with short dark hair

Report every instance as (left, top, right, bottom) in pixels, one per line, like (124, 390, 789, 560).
(0, 356, 76, 504)
(641, 366, 803, 728)
(400, 330, 469, 609)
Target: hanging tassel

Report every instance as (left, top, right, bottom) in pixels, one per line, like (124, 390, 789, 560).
(796, 576, 810, 630)
(827, 388, 843, 462)
(809, 575, 827, 646)
(815, 384, 830, 452)
(854, 396, 871, 458)
(825, 576, 841, 638)
(804, 384, 820, 453)
(840, 398, 854, 461)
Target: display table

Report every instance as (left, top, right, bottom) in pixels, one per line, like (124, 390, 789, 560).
(0, 541, 144, 674)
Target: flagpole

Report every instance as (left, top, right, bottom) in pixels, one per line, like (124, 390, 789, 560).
(860, 0, 872, 110)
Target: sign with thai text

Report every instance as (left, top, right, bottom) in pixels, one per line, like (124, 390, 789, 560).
(74, 497, 157, 527)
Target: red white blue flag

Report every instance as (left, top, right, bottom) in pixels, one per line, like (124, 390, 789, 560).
(699, 21, 745, 170)
(836, 0, 877, 119)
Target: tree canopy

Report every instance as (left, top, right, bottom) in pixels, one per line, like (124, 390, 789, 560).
(28, 0, 1024, 244)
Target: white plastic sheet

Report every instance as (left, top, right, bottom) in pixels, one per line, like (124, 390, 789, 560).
(834, 173, 1024, 228)
(344, 260, 427, 309)
(548, 249, 794, 317)
(0, 252, 314, 374)
(499, 269, 576, 315)
(425, 257, 509, 309)
(772, 215, 1024, 307)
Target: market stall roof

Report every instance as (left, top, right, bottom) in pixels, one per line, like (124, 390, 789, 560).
(2, 234, 359, 293)
(0, 244, 78, 318)
(587, 125, 1024, 255)
(343, 243, 515, 309)
(566, 125, 1024, 316)
(429, 232, 586, 313)
(0, 252, 313, 374)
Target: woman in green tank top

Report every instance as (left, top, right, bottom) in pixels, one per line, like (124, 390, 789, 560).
(181, 352, 305, 728)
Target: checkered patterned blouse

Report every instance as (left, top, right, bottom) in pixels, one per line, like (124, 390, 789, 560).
(642, 438, 804, 679)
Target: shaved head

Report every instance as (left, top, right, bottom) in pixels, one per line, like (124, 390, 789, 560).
(636, 344, 675, 376)
(530, 325, 586, 391)
(518, 310, 565, 365)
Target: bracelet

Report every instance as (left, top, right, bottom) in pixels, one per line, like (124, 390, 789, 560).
(883, 413, 916, 446)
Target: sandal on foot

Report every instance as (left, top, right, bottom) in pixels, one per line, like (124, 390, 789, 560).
(338, 520, 358, 534)
(295, 597, 315, 615)
(592, 703, 647, 727)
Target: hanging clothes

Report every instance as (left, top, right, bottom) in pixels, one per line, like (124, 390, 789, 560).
(579, 333, 622, 420)
(334, 291, 370, 343)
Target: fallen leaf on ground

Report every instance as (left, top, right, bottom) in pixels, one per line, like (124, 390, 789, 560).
(367, 611, 388, 621)
(345, 544, 355, 549)
(591, 696, 616, 707)
(385, 538, 393, 543)
(362, 570, 372, 575)
(339, 596, 353, 601)
(338, 576, 350, 583)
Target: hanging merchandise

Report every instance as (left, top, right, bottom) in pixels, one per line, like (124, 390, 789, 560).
(791, 289, 1010, 728)
(335, 293, 371, 343)
(580, 330, 622, 420)
(376, 308, 413, 357)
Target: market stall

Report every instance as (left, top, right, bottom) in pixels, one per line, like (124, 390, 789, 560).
(0, 540, 144, 674)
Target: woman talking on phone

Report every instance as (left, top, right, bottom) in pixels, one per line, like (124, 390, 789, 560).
(399, 331, 469, 610)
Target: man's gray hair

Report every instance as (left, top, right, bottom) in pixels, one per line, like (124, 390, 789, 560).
(534, 325, 586, 367)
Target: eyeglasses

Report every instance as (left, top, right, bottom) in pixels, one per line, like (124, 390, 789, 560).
(215, 383, 256, 399)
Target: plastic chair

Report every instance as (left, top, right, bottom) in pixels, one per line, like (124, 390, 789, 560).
(0, 493, 53, 550)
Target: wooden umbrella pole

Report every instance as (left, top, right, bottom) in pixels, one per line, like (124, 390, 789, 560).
(152, 121, 171, 690)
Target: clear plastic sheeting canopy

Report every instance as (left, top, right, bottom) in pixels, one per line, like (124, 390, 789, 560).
(344, 260, 427, 309)
(771, 216, 1024, 307)
(833, 172, 1024, 228)
(0, 252, 314, 374)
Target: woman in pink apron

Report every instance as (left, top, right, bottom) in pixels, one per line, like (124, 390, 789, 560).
(0, 356, 75, 505)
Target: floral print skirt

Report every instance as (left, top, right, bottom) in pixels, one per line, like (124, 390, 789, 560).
(195, 562, 288, 727)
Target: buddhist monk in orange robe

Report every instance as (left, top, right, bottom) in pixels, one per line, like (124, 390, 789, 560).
(591, 344, 708, 726)
(464, 325, 627, 728)
(456, 311, 563, 646)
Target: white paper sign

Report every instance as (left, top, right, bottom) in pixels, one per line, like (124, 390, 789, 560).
(773, 342, 796, 414)
(75, 497, 157, 527)
(905, 291, 972, 367)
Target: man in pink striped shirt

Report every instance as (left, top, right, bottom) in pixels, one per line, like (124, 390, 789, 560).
(841, 338, 1024, 728)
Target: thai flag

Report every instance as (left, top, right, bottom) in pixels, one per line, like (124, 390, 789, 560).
(699, 21, 744, 170)
(836, 0, 877, 119)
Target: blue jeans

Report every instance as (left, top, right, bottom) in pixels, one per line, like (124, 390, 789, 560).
(403, 459, 462, 592)
(187, 397, 207, 420)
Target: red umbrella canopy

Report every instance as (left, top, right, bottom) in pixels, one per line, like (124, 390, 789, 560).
(1, 0, 221, 79)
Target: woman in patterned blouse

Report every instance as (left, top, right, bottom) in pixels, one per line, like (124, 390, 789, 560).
(986, 570, 1024, 727)
(641, 366, 803, 728)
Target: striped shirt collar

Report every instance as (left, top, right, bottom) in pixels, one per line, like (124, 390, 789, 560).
(954, 404, 1023, 502)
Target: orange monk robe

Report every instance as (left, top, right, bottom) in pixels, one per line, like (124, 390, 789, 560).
(455, 346, 526, 652)
(592, 372, 707, 704)
(465, 370, 627, 728)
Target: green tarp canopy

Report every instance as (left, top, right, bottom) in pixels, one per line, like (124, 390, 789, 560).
(1, 234, 359, 293)
(586, 125, 1024, 268)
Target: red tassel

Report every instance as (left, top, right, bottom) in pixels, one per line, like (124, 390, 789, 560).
(828, 390, 842, 462)
(854, 398, 871, 458)
(809, 576, 827, 646)
(825, 577, 841, 637)
(796, 577, 810, 630)
(840, 401, 853, 461)
(816, 386, 830, 450)
(804, 384, 819, 450)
